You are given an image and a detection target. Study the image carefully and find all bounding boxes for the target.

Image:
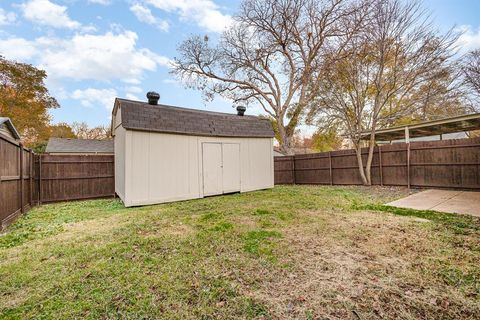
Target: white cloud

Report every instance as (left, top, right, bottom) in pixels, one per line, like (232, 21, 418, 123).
(0, 30, 172, 83)
(21, 0, 81, 29)
(72, 88, 117, 110)
(0, 38, 36, 60)
(146, 0, 231, 33)
(125, 86, 143, 93)
(130, 3, 169, 32)
(456, 25, 480, 53)
(125, 93, 140, 100)
(0, 8, 16, 25)
(88, 0, 111, 5)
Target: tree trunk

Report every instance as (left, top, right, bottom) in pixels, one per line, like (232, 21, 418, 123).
(355, 144, 369, 185)
(278, 122, 294, 155)
(364, 131, 376, 185)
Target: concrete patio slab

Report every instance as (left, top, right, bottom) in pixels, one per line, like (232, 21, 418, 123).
(387, 189, 480, 217)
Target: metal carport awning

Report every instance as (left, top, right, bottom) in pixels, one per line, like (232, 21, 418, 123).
(360, 113, 480, 142)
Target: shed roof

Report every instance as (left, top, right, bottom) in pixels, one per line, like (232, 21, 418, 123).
(114, 99, 275, 138)
(46, 138, 114, 153)
(0, 117, 21, 140)
(360, 113, 480, 141)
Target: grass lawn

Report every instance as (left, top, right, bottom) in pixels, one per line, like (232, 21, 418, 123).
(1, 186, 479, 319)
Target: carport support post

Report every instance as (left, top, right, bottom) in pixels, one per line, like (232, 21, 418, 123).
(405, 127, 411, 189)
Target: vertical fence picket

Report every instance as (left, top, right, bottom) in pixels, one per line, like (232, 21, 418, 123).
(29, 150, 33, 206)
(19, 143, 24, 214)
(378, 146, 383, 186)
(329, 152, 333, 185)
(38, 154, 42, 205)
(292, 156, 296, 185)
(274, 138, 480, 189)
(407, 143, 411, 189)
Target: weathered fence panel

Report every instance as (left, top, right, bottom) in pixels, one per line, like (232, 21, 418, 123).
(274, 137, 480, 189)
(37, 154, 115, 203)
(0, 133, 35, 230)
(1, 136, 115, 229)
(273, 156, 295, 185)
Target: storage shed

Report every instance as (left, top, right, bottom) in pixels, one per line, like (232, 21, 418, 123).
(111, 92, 275, 207)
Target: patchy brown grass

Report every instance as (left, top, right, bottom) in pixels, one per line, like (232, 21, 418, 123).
(243, 209, 480, 319)
(1, 185, 478, 319)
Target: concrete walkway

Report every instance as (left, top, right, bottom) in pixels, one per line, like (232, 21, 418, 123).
(387, 189, 480, 217)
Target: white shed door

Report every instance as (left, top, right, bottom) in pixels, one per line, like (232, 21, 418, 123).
(202, 142, 241, 196)
(202, 143, 223, 196)
(222, 143, 240, 193)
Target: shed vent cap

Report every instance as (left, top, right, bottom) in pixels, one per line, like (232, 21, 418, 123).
(146, 91, 160, 105)
(236, 105, 246, 116)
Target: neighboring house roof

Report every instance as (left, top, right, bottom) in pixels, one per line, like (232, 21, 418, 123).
(113, 98, 274, 138)
(273, 147, 286, 157)
(0, 117, 21, 140)
(46, 138, 114, 153)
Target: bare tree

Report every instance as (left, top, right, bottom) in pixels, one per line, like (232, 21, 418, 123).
(462, 49, 480, 99)
(71, 122, 111, 140)
(307, 0, 458, 185)
(171, 0, 365, 154)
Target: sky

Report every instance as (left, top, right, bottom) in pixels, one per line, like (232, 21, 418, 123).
(0, 0, 479, 133)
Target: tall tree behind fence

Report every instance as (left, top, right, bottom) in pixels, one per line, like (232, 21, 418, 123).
(1, 132, 115, 230)
(275, 137, 480, 189)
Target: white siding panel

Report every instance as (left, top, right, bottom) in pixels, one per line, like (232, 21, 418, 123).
(222, 143, 241, 193)
(0, 127, 14, 139)
(123, 132, 273, 206)
(202, 143, 223, 196)
(147, 134, 200, 202)
(114, 126, 126, 201)
(130, 131, 150, 203)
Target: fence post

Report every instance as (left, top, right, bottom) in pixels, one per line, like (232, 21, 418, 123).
(29, 149, 33, 207)
(38, 154, 42, 204)
(329, 151, 333, 185)
(292, 155, 296, 185)
(19, 143, 24, 214)
(406, 143, 411, 189)
(378, 146, 383, 186)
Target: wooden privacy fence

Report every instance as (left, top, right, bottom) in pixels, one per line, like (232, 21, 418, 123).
(38, 154, 114, 203)
(275, 137, 480, 189)
(0, 133, 35, 230)
(1, 132, 115, 230)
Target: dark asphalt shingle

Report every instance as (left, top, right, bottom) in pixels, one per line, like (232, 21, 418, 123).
(46, 138, 114, 153)
(117, 99, 274, 138)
